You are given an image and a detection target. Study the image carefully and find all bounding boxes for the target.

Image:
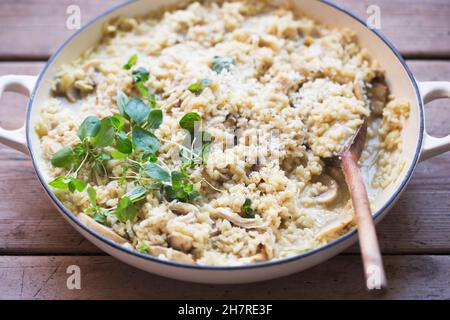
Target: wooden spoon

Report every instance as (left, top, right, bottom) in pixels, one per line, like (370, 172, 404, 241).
(338, 121, 387, 290)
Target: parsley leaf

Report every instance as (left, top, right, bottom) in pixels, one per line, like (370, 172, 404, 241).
(92, 117, 115, 148)
(77, 116, 101, 141)
(188, 79, 212, 95)
(123, 54, 138, 70)
(116, 90, 129, 117)
(68, 178, 87, 193)
(48, 176, 86, 193)
(124, 98, 150, 124)
(132, 126, 160, 154)
(179, 112, 201, 133)
(132, 67, 150, 84)
(145, 163, 171, 182)
(148, 93, 158, 108)
(123, 186, 148, 203)
(51, 147, 74, 168)
(48, 176, 71, 189)
(242, 198, 255, 218)
(115, 131, 133, 154)
(147, 109, 163, 129)
(131, 67, 150, 97)
(115, 196, 136, 222)
(137, 242, 149, 253)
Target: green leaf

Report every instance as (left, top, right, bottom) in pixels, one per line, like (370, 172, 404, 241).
(147, 109, 163, 129)
(136, 82, 149, 98)
(111, 114, 125, 131)
(179, 112, 201, 133)
(145, 163, 170, 182)
(132, 67, 150, 84)
(188, 79, 212, 95)
(123, 54, 138, 70)
(124, 98, 150, 124)
(77, 116, 101, 141)
(51, 147, 74, 168)
(142, 152, 157, 163)
(87, 187, 97, 205)
(171, 171, 184, 190)
(115, 196, 136, 222)
(116, 131, 133, 154)
(212, 56, 235, 73)
(93, 210, 107, 225)
(132, 126, 160, 153)
(48, 176, 70, 189)
(148, 93, 158, 108)
(68, 181, 76, 193)
(69, 178, 87, 192)
(242, 198, 255, 218)
(124, 186, 148, 202)
(111, 149, 127, 159)
(92, 118, 115, 148)
(137, 242, 149, 253)
(116, 90, 129, 116)
(164, 184, 199, 202)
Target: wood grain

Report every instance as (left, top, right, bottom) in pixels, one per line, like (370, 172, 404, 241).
(0, 0, 449, 59)
(1, 255, 449, 299)
(1, 61, 450, 255)
(1, 0, 450, 301)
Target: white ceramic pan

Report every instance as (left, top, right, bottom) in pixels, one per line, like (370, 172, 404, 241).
(1, 0, 450, 284)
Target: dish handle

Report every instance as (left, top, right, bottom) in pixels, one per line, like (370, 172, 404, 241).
(418, 81, 450, 161)
(0, 75, 37, 155)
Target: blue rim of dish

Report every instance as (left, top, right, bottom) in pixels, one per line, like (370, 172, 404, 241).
(26, 0, 424, 271)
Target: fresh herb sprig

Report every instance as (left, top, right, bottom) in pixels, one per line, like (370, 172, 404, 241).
(123, 54, 160, 107)
(49, 115, 118, 192)
(49, 54, 216, 223)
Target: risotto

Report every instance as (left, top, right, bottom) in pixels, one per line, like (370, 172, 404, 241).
(35, 0, 409, 265)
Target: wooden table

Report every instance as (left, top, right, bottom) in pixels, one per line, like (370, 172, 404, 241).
(1, 0, 450, 300)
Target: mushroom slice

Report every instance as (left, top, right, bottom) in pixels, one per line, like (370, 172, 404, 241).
(148, 246, 194, 263)
(316, 213, 353, 240)
(213, 207, 267, 229)
(369, 80, 388, 116)
(353, 78, 366, 101)
(168, 231, 194, 252)
(313, 174, 339, 205)
(169, 202, 200, 216)
(78, 213, 128, 244)
(209, 229, 221, 237)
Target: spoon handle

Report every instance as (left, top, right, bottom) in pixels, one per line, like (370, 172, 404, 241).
(341, 154, 387, 290)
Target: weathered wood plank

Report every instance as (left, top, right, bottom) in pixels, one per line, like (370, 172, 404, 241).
(0, 0, 449, 59)
(1, 60, 450, 255)
(0, 0, 123, 59)
(0, 255, 449, 299)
